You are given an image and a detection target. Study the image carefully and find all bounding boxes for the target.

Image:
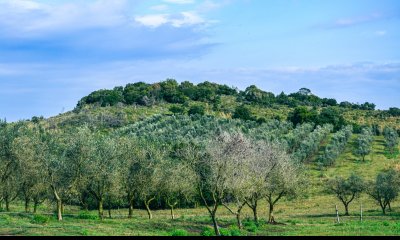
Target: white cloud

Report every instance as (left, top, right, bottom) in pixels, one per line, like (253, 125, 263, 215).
(134, 14, 169, 28)
(163, 0, 195, 4)
(135, 11, 205, 28)
(375, 30, 387, 36)
(0, 0, 131, 36)
(150, 4, 169, 11)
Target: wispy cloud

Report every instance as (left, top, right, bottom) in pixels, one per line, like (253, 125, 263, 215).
(135, 11, 205, 28)
(163, 0, 195, 4)
(0, 0, 217, 63)
(316, 12, 396, 30)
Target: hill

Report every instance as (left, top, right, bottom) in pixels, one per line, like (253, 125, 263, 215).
(1, 79, 399, 236)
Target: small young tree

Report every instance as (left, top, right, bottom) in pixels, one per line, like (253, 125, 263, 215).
(383, 127, 399, 155)
(327, 174, 364, 216)
(0, 121, 23, 211)
(85, 135, 120, 220)
(264, 152, 303, 224)
(41, 128, 72, 221)
(367, 169, 399, 215)
(160, 160, 197, 220)
(245, 140, 289, 224)
(354, 128, 373, 161)
(127, 140, 165, 220)
(12, 132, 47, 213)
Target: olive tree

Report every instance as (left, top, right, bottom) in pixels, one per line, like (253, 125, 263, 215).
(160, 160, 197, 220)
(197, 131, 252, 235)
(327, 174, 364, 216)
(383, 127, 399, 154)
(124, 139, 165, 220)
(264, 148, 304, 224)
(12, 128, 48, 213)
(354, 128, 373, 161)
(41, 129, 72, 221)
(245, 140, 287, 224)
(86, 135, 120, 220)
(367, 169, 399, 214)
(0, 121, 22, 211)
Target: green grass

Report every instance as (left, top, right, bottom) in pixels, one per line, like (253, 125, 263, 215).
(0, 133, 399, 236)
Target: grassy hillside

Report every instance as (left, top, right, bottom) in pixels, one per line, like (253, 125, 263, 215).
(1, 80, 399, 236)
(1, 134, 399, 236)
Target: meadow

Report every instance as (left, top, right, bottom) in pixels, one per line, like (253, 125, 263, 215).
(1, 134, 399, 236)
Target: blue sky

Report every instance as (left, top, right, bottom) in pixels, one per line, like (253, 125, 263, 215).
(0, 0, 399, 121)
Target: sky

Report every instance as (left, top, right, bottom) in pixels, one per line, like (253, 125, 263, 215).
(0, 0, 399, 121)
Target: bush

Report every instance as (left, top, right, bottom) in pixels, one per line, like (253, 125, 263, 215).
(188, 105, 206, 116)
(200, 226, 214, 236)
(243, 221, 258, 232)
(228, 225, 242, 236)
(31, 214, 50, 225)
(170, 229, 188, 236)
(169, 105, 186, 115)
(77, 211, 99, 220)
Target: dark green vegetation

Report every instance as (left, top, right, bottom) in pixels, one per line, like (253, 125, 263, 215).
(1, 80, 400, 236)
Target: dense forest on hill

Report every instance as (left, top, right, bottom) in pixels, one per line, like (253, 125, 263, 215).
(1, 80, 400, 236)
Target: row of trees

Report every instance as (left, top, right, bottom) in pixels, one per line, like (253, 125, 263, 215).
(319, 126, 353, 166)
(328, 170, 400, 216)
(292, 124, 333, 163)
(0, 120, 304, 236)
(383, 127, 399, 154)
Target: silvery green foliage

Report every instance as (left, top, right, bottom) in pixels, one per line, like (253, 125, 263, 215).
(283, 123, 315, 153)
(383, 127, 399, 154)
(354, 127, 374, 161)
(292, 124, 334, 163)
(319, 125, 353, 167)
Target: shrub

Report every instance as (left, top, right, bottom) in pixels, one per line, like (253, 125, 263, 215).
(170, 229, 188, 236)
(169, 105, 186, 115)
(200, 226, 214, 236)
(188, 105, 206, 116)
(77, 211, 99, 220)
(31, 215, 50, 225)
(228, 225, 242, 236)
(243, 220, 258, 232)
(219, 228, 232, 236)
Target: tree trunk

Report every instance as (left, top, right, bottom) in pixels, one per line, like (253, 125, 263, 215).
(211, 213, 220, 236)
(56, 199, 63, 221)
(252, 205, 258, 224)
(236, 213, 243, 230)
(144, 199, 153, 220)
(33, 201, 39, 214)
(98, 199, 104, 220)
(268, 203, 275, 224)
(25, 198, 30, 213)
(108, 208, 112, 219)
(128, 200, 134, 219)
(388, 202, 392, 212)
(61, 203, 65, 214)
(167, 200, 178, 220)
(344, 204, 349, 216)
(170, 206, 175, 220)
(5, 199, 10, 212)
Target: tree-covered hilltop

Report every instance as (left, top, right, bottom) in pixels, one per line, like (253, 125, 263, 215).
(76, 79, 381, 111)
(44, 79, 397, 133)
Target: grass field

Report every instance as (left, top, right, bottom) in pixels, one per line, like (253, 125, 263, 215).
(0, 134, 399, 236)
